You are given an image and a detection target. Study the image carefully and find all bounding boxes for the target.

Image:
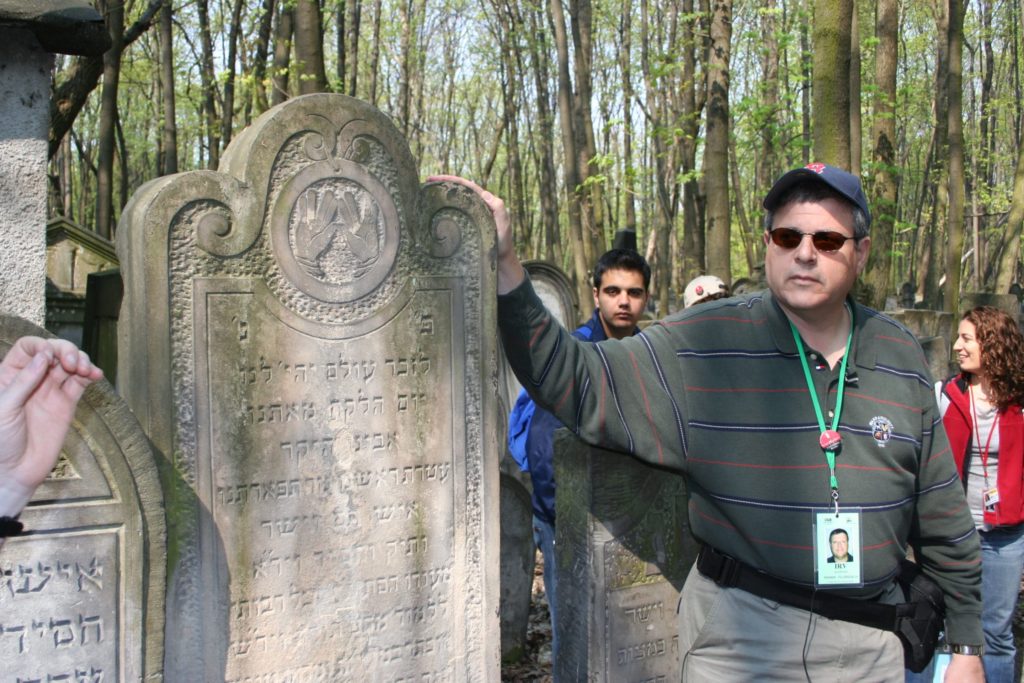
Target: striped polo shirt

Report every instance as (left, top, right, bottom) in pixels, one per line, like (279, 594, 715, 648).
(499, 277, 982, 645)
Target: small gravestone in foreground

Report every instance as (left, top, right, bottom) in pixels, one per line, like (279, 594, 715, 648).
(0, 315, 164, 682)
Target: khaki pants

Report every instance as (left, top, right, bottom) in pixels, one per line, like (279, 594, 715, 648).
(679, 565, 904, 682)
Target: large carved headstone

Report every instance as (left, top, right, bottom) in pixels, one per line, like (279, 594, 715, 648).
(116, 94, 499, 681)
(555, 432, 699, 682)
(0, 315, 164, 682)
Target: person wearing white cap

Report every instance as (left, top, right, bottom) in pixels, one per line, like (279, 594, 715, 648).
(683, 275, 729, 308)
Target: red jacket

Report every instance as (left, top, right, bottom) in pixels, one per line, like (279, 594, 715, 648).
(942, 374, 1024, 526)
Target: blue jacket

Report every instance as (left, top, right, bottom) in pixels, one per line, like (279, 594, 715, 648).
(508, 309, 633, 524)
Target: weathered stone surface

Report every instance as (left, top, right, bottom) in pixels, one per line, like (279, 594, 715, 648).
(884, 309, 955, 379)
(959, 292, 1021, 320)
(0, 315, 165, 682)
(496, 260, 577, 661)
(0, 0, 110, 55)
(554, 431, 699, 682)
(0, 29, 52, 325)
(116, 94, 499, 681)
(499, 471, 535, 662)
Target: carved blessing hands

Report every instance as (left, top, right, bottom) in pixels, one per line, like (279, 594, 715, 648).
(336, 190, 379, 264)
(294, 188, 380, 277)
(294, 189, 341, 274)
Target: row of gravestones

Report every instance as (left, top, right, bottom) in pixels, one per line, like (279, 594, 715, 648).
(5, 93, 1010, 682)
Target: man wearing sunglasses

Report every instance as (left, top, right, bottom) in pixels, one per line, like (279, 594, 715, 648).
(431, 164, 982, 682)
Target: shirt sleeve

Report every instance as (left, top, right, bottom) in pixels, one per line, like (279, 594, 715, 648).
(910, 388, 983, 645)
(498, 276, 688, 471)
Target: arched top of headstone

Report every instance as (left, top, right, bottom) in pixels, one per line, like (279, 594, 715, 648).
(522, 260, 579, 328)
(0, 0, 110, 56)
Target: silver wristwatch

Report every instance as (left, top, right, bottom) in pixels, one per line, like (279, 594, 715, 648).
(949, 643, 984, 656)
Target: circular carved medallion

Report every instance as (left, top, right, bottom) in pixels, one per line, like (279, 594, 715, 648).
(272, 160, 400, 303)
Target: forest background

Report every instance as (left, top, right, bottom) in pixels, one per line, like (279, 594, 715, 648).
(50, 0, 1024, 316)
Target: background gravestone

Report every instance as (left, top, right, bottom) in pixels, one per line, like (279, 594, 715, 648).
(885, 309, 955, 380)
(496, 260, 579, 661)
(554, 431, 699, 682)
(116, 93, 499, 681)
(0, 315, 165, 682)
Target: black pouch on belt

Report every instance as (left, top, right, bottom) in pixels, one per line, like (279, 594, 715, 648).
(697, 546, 945, 673)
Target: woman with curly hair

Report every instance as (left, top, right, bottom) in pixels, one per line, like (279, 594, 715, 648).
(940, 305, 1024, 681)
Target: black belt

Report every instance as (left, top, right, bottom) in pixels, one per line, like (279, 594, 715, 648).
(696, 545, 913, 633)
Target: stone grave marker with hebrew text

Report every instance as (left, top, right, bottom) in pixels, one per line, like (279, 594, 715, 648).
(116, 93, 499, 681)
(554, 431, 699, 682)
(0, 315, 165, 683)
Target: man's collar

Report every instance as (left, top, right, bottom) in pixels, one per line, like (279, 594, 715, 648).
(764, 292, 874, 370)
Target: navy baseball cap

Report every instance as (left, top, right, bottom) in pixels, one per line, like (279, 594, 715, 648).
(763, 162, 871, 229)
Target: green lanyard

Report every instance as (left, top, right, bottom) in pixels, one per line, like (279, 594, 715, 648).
(789, 308, 853, 514)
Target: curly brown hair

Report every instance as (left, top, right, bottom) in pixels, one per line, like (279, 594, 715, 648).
(962, 306, 1024, 410)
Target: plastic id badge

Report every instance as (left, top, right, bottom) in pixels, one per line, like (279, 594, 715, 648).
(813, 509, 863, 588)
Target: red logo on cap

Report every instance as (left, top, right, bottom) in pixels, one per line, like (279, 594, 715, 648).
(695, 285, 705, 295)
(806, 162, 826, 174)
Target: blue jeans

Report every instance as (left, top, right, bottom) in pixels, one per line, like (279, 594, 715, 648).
(533, 514, 558, 661)
(907, 525, 1024, 683)
(979, 524, 1024, 682)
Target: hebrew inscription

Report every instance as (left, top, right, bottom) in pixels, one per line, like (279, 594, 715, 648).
(116, 94, 497, 681)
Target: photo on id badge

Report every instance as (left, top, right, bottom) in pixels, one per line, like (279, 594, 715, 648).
(815, 510, 863, 587)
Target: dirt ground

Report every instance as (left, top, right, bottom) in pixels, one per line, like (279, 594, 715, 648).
(501, 551, 553, 682)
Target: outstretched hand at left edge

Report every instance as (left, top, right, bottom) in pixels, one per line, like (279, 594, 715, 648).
(0, 336, 103, 520)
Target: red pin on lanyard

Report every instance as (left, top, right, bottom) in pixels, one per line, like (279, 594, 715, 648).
(819, 429, 842, 452)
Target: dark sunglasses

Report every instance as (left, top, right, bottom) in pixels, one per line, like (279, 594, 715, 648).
(769, 227, 857, 253)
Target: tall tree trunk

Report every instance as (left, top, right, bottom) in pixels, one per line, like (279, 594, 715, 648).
(619, 0, 636, 234)
(222, 0, 245, 148)
(945, 0, 965, 312)
(993, 138, 1024, 291)
(863, 0, 897, 309)
(346, 0, 361, 95)
(679, 0, 704, 287)
(549, 0, 589, 308)
(249, 0, 276, 120)
(96, 0, 124, 238)
(368, 0, 382, 105)
(922, 0, 950, 307)
(294, 0, 328, 94)
(197, 0, 221, 167)
(568, 0, 603, 262)
(528, 2, 561, 266)
(398, 0, 415, 136)
(976, 0, 994, 285)
(757, 0, 780, 197)
(159, 0, 178, 175)
(799, 0, 812, 164)
(61, 134, 74, 219)
(271, 3, 293, 105)
(337, 0, 347, 88)
(704, 0, 732, 283)
(812, 0, 853, 168)
(849, 1, 861, 174)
